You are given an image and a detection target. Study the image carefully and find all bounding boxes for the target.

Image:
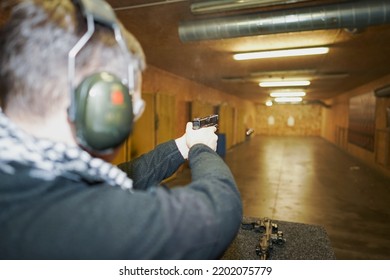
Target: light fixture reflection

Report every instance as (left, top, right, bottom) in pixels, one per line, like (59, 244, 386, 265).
(233, 47, 329, 60)
(259, 80, 310, 87)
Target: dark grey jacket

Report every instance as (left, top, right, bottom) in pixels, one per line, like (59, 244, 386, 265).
(0, 140, 242, 259)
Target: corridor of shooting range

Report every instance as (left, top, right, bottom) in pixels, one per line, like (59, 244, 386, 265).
(167, 135, 390, 260)
(2, 0, 390, 261)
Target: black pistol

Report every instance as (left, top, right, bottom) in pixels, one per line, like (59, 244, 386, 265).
(192, 114, 219, 130)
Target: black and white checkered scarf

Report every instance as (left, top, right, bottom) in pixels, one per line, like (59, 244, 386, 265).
(0, 109, 133, 190)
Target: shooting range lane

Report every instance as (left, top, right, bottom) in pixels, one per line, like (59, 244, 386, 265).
(167, 135, 390, 259)
(223, 136, 390, 260)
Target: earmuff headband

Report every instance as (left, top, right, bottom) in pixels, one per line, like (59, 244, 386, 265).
(68, 0, 136, 121)
(67, 0, 140, 153)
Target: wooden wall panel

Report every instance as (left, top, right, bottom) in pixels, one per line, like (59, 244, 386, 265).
(256, 104, 322, 136)
(236, 108, 246, 144)
(321, 101, 349, 144)
(156, 93, 176, 145)
(376, 97, 390, 130)
(191, 101, 214, 119)
(130, 92, 156, 158)
(322, 74, 390, 177)
(375, 97, 390, 168)
(176, 101, 191, 136)
(375, 130, 390, 167)
(348, 93, 376, 152)
(110, 139, 129, 165)
(219, 104, 235, 149)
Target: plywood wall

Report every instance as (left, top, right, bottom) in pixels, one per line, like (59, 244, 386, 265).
(255, 104, 322, 136)
(156, 93, 176, 145)
(322, 74, 390, 177)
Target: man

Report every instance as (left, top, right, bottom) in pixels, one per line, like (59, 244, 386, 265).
(0, 0, 242, 259)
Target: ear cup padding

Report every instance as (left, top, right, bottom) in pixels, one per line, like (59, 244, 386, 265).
(73, 72, 133, 151)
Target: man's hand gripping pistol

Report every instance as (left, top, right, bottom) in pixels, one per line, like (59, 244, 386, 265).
(192, 114, 219, 130)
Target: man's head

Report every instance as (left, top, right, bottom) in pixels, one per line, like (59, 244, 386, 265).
(0, 0, 145, 153)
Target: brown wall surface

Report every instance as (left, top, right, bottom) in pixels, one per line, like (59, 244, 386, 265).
(255, 104, 323, 136)
(321, 74, 390, 177)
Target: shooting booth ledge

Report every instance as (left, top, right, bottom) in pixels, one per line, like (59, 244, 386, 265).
(222, 216, 336, 260)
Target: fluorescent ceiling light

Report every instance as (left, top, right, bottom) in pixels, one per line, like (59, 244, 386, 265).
(259, 80, 311, 87)
(275, 97, 303, 103)
(270, 91, 306, 97)
(233, 47, 329, 60)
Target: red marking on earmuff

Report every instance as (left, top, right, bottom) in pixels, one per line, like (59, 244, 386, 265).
(111, 90, 124, 105)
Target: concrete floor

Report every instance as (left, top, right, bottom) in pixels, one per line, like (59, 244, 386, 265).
(167, 135, 390, 260)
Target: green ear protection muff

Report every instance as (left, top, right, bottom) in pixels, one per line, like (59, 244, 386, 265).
(68, 0, 136, 153)
(73, 72, 133, 151)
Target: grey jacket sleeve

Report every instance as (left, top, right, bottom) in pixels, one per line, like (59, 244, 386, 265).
(116, 143, 242, 259)
(119, 144, 242, 259)
(117, 140, 186, 190)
